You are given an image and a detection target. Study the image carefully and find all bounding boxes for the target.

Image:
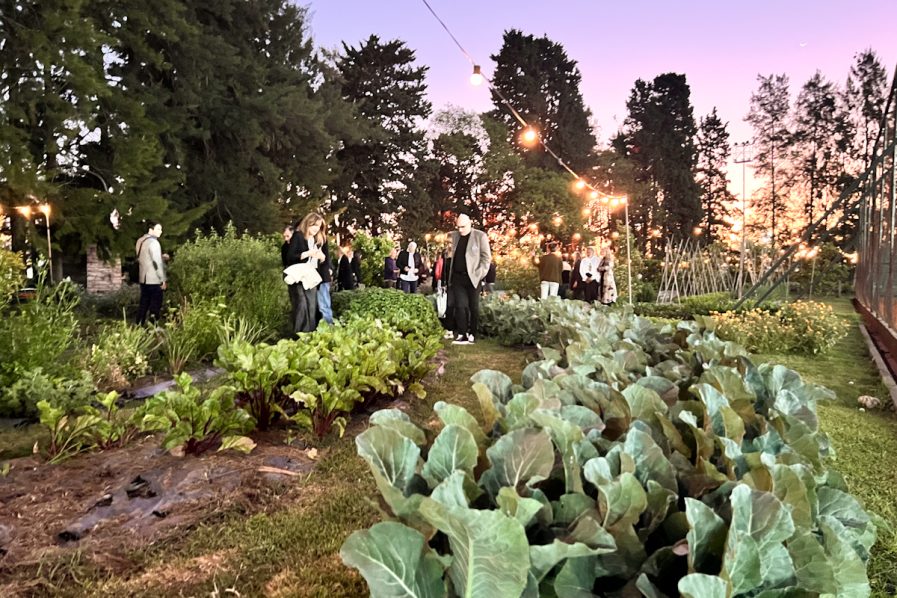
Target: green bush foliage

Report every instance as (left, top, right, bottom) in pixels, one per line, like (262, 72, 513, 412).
(711, 300, 848, 355)
(0, 368, 95, 419)
(333, 288, 442, 339)
(0, 247, 23, 309)
(634, 292, 780, 321)
(78, 284, 141, 319)
(350, 231, 396, 288)
(0, 279, 82, 408)
(343, 307, 876, 597)
(167, 224, 287, 336)
(479, 295, 593, 346)
(86, 318, 157, 390)
(495, 258, 540, 298)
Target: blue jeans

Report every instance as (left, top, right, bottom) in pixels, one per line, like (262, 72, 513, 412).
(317, 282, 333, 324)
(400, 279, 418, 294)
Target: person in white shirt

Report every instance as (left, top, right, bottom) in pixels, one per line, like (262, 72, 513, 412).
(579, 246, 600, 303)
(397, 241, 423, 294)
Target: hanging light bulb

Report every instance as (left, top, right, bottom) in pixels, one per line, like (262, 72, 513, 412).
(588, 190, 599, 200)
(519, 126, 539, 147)
(470, 65, 484, 86)
(574, 179, 586, 191)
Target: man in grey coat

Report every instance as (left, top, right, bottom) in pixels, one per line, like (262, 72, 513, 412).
(135, 222, 167, 324)
(447, 213, 491, 345)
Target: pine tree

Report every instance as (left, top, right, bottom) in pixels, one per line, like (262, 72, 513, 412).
(488, 29, 596, 173)
(791, 71, 851, 230)
(695, 109, 734, 243)
(844, 50, 889, 167)
(746, 74, 792, 247)
(331, 35, 431, 236)
(621, 73, 702, 243)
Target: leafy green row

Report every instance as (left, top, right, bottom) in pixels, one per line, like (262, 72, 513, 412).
(342, 308, 875, 597)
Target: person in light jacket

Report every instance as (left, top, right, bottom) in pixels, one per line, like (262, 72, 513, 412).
(446, 213, 491, 345)
(539, 243, 563, 299)
(136, 222, 166, 325)
(599, 246, 618, 305)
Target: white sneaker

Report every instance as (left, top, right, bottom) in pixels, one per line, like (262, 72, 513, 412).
(452, 334, 470, 345)
(467, 334, 475, 344)
(443, 330, 454, 340)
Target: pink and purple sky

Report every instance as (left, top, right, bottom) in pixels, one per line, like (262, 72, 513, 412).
(306, 0, 897, 194)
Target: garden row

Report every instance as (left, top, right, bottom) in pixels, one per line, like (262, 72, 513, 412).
(342, 298, 873, 596)
(480, 294, 848, 355)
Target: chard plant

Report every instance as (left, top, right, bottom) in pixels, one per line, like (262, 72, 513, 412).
(342, 309, 877, 597)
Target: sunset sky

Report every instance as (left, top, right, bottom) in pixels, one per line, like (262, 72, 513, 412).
(307, 0, 897, 196)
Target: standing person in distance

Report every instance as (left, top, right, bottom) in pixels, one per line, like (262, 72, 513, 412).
(351, 246, 363, 288)
(397, 241, 423, 294)
(136, 222, 167, 325)
(570, 251, 583, 300)
(337, 246, 357, 291)
(539, 242, 563, 299)
(383, 247, 399, 289)
(316, 219, 334, 325)
(599, 245, 618, 305)
(286, 213, 326, 333)
(447, 214, 491, 345)
(579, 246, 600, 303)
(560, 254, 572, 298)
(281, 225, 297, 316)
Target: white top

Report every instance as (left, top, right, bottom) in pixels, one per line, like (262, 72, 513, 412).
(400, 250, 418, 282)
(305, 236, 319, 269)
(579, 255, 600, 281)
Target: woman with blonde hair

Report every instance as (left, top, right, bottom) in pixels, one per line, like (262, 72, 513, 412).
(599, 245, 618, 305)
(285, 212, 327, 333)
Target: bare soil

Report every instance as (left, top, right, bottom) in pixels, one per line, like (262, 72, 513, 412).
(0, 431, 318, 579)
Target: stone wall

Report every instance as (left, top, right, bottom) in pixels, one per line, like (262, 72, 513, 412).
(86, 245, 123, 294)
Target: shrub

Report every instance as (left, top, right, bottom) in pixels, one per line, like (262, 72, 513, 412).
(86, 318, 157, 390)
(78, 284, 140, 319)
(157, 296, 232, 374)
(350, 231, 396, 288)
(0, 247, 24, 309)
(343, 306, 876, 597)
(137, 373, 255, 455)
(333, 288, 442, 339)
(0, 367, 95, 419)
(712, 300, 848, 355)
(0, 279, 82, 401)
(494, 258, 539, 297)
(167, 224, 287, 336)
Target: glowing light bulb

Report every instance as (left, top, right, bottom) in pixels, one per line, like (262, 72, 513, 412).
(519, 127, 539, 147)
(574, 179, 586, 191)
(470, 65, 484, 86)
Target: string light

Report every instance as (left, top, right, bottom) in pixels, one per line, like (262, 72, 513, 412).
(470, 65, 484, 86)
(519, 126, 539, 147)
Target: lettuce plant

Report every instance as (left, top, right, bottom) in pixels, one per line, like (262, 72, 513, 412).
(342, 309, 876, 597)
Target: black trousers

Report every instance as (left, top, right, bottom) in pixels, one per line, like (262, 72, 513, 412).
(449, 274, 479, 337)
(291, 283, 318, 334)
(137, 283, 164, 325)
(583, 279, 600, 303)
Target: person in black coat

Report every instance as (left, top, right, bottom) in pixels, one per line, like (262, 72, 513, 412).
(286, 213, 326, 333)
(338, 247, 358, 291)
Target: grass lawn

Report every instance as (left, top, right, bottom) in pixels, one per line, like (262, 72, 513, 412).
(46, 340, 531, 597)
(755, 298, 897, 598)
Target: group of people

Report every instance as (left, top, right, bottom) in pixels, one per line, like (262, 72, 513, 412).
(539, 243, 617, 305)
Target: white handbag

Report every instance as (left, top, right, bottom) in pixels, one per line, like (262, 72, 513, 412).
(435, 283, 448, 318)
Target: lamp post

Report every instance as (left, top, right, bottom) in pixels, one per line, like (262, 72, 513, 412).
(39, 204, 52, 282)
(734, 141, 753, 298)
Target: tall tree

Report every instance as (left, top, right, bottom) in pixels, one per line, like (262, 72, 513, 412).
(746, 74, 792, 247)
(621, 73, 702, 243)
(331, 35, 431, 236)
(844, 49, 889, 167)
(695, 108, 735, 243)
(489, 29, 596, 173)
(791, 71, 851, 229)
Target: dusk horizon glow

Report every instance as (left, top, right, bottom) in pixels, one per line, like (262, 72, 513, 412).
(306, 0, 897, 197)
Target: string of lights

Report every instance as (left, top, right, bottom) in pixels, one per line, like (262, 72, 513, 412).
(416, 0, 625, 205)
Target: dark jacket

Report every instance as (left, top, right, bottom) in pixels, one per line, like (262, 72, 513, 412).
(280, 241, 290, 269)
(317, 241, 332, 284)
(287, 235, 330, 283)
(397, 250, 423, 279)
(538, 253, 563, 284)
(338, 254, 358, 290)
(384, 257, 398, 281)
(484, 262, 496, 284)
(571, 259, 583, 288)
